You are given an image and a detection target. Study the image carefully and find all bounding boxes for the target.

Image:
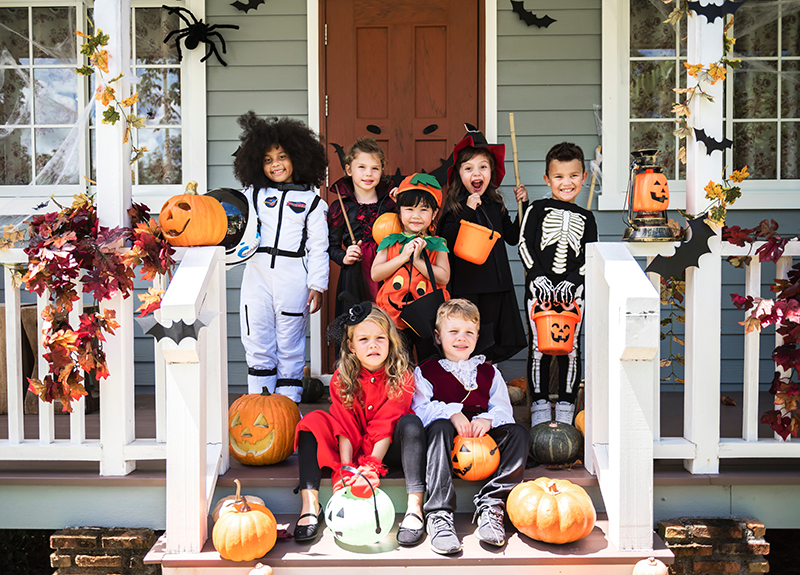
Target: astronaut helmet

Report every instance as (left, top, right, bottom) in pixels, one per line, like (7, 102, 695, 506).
(205, 187, 259, 268)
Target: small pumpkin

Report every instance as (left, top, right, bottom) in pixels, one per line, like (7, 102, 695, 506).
(229, 387, 301, 465)
(159, 181, 228, 247)
(212, 479, 277, 561)
(575, 410, 585, 435)
(632, 557, 669, 575)
(507, 477, 596, 544)
(507, 385, 525, 405)
(371, 212, 402, 244)
(211, 478, 266, 523)
(249, 563, 274, 575)
(507, 377, 527, 391)
(451, 435, 500, 481)
(530, 421, 582, 464)
(301, 376, 325, 403)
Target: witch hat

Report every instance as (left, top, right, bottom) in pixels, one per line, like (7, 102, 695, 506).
(447, 123, 506, 187)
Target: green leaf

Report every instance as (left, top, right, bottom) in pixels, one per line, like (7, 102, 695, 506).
(128, 115, 146, 129)
(130, 147, 146, 165)
(699, 92, 715, 103)
(108, 71, 124, 84)
(675, 354, 685, 366)
(102, 106, 121, 125)
(661, 317, 673, 326)
(75, 65, 94, 76)
(724, 186, 742, 204)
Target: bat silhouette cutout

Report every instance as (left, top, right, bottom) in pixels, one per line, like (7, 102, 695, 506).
(230, 0, 264, 13)
(330, 142, 347, 171)
(511, 0, 557, 28)
(645, 218, 715, 279)
(137, 310, 219, 344)
(687, 0, 743, 22)
(694, 128, 733, 154)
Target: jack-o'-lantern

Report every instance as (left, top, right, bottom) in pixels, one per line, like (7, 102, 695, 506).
(228, 387, 301, 465)
(159, 181, 228, 247)
(530, 301, 581, 355)
(451, 435, 501, 481)
(632, 168, 670, 212)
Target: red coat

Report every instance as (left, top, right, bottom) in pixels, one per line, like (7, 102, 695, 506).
(295, 366, 415, 470)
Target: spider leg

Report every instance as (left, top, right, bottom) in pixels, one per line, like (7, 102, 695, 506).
(172, 37, 184, 63)
(203, 40, 228, 67)
(162, 5, 197, 26)
(205, 24, 240, 32)
(163, 28, 189, 44)
(207, 31, 229, 54)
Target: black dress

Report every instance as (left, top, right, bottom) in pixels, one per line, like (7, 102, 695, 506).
(438, 197, 528, 363)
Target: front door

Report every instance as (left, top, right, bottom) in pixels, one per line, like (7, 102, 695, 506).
(321, 0, 483, 370)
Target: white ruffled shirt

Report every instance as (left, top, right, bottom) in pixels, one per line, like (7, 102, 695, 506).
(411, 355, 516, 428)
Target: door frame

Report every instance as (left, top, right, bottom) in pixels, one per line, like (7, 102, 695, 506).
(305, 0, 498, 376)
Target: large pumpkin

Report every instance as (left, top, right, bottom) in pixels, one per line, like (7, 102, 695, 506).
(529, 421, 582, 465)
(371, 212, 402, 244)
(507, 477, 596, 544)
(451, 435, 500, 481)
(212, 479, 278, 561)
(159, 181, 228, 247)
(228, 387, 301, 465)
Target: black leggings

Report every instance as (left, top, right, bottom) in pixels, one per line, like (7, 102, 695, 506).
(297, 413, 427, 493)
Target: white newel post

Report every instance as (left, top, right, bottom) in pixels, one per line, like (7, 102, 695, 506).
(684, 3, 724, 474)
(94, 0, 136, 476)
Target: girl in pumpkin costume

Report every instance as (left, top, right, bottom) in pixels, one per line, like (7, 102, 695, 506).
(293, 304, 427, 546)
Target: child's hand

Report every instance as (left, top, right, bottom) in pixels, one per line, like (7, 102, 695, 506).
(513, 184, 528, 203)
(307, 289, 323, 313)
(412, 237, 426, 260)
(532, 276, 556, 304)
(466, 193, 482, 210)
(389, 186, 399, 201)
(401, 237, 423, 262)
(343, 241, 363, 265)
(554, 280, 576, 304)
(450, 412, 472, 437)
(470, 418, 492, 438)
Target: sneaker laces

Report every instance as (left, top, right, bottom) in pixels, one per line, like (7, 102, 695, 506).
(429, 511, 456, 532)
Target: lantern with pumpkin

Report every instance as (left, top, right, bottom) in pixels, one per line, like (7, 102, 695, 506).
(159, 181, 229, 247)
(622, 149, 676, 242)
(451, 434, 501, 481)
(228, 387, 301, 465)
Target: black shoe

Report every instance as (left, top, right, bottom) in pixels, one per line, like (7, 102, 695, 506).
(397, 512, 425, 546)
(293, 506, 323, 542)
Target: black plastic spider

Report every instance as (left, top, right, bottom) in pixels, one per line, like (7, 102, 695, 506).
(161, 5, 239, 67)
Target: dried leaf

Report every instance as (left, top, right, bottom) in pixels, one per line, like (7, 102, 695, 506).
(721, 396, 737, 406)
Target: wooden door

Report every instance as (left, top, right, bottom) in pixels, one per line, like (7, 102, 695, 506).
(321, 0, 483, 370)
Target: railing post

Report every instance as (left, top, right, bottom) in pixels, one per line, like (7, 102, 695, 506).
(206, 248, 229, 475)
(4, 265, 24, 443)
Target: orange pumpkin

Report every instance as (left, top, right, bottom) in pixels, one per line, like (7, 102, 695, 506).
(451, 435, 500, 481)
(159, 181, 228, 247)
(228, 387, 301, 466)
(507, 377, 527, 391)
(372, 212, 402, 243)
(212, 480, 277, 561)
(575, 410, 585, 435)
(507, 477, 596, 544)
(212, 477, 266, 523)
(633, 169, 670, 212)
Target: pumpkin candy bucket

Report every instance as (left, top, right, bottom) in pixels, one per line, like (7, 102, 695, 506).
(530, 300, 582, 355)
(325, 466, 396, 546)
(454, 220, 499, 264)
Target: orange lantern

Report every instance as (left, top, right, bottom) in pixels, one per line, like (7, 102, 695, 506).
(632, 168, 670, 212)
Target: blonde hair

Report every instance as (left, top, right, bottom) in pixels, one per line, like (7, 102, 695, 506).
(345, 137, 386, 170)
(435, 298, 481, 332)
(336, 306, 412, 409)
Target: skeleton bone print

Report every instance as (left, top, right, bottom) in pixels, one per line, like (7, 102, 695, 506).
(539, 208, 586, 275)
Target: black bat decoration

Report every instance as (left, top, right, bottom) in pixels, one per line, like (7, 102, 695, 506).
(230, 0, 264, 13)
(34, 200, 49, 210)
(137, 311, 217, 344)
(694, 128, 733, 155)
(687, 0, 743, 22)
(510, 0, 556, 28)
(645, 218, 716, 279)
(330, 142, 347, 171)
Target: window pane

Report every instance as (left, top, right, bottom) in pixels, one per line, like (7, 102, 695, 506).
(0, 68, 31, 125)
(136, 7, 180, 65)
(35, 127, 78, 184)
(0, 128, 32, 184)
(631, 122, 677, 179)
(736, 6, 778, 57)
(781, 11, 800, 56)
(32, 7, 76, 65)
(137, 128, 182, 184)
(0, 8, 30, 65)
(33, 68, 78, 124)
(781, 61, 800, 118)
(733, 62, 777, 119)
(630, 0, 675, 57)
(781, 122, 800, 178)
(733, 122, 777, 179)
(631, 61, 676, 118)
(136, 68, 181, 125)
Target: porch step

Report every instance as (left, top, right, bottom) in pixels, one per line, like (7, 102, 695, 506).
(145, 512, 672, 574)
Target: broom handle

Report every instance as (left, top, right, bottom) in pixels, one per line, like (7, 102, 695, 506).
(586, 145, 601, 211)
(509, 113, 523, 216)
(335, 188, 356, 244)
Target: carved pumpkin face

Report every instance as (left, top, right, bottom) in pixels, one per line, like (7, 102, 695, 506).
(633, 170, 670, 212)
(451, 435, 501, 481)
(159, 191, 228, 247)
(550, 321, 572, 343)
(228, 388, 301, 465)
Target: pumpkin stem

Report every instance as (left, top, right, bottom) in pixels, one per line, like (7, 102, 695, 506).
(261, 386, 271, 396)
(234, 478, 242, 502)
(233, 479, 252, 512)
(185, 180, 198, 195)
(547, 480, 561, 495)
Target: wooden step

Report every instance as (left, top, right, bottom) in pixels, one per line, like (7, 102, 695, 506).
(146, 512, 672, 574)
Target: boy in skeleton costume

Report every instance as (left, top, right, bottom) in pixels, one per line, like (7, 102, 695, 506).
(518, 143, 597, 427)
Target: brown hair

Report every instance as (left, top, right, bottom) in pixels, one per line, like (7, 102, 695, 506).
(345, 137, 386, 169)
(545, 142, 585, 176)
(435, 298, 481, 333)
(443, 147, 507, 218)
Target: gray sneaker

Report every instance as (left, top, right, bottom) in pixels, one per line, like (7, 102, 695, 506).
(476, 505, 506, 546)
(426, 510, 461, 555)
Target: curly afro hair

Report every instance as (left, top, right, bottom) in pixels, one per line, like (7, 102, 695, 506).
(233, 111, 327, 189)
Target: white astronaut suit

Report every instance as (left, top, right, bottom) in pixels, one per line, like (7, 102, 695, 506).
(240, 183, 329, 402)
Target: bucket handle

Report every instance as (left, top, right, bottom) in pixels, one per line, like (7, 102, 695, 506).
(531, 299, 582, 322)
(332, 465, 383, 535)
(475, 204, 497, 240)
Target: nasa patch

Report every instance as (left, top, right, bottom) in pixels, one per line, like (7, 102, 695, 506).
(265, 197, 278, 208)
(287, 201, 306, 214)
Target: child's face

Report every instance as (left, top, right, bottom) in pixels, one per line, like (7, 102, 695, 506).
(348, 320, 389, 372)
(263, 145, 293, 183)
(345, 151, 383, 195)
(399, 202, 437, 235)
(544, 158, 587, 204)
(435, 316, 479, 363)
(458, 152, 493, 197)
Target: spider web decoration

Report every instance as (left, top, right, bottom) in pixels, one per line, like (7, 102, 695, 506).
(161, 5, 239, 67)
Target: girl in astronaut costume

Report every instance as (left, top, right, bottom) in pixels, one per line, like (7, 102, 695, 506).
(233, 112, 329, 403)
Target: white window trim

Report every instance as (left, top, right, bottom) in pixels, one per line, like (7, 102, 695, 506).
(600, 0, 800, 211)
